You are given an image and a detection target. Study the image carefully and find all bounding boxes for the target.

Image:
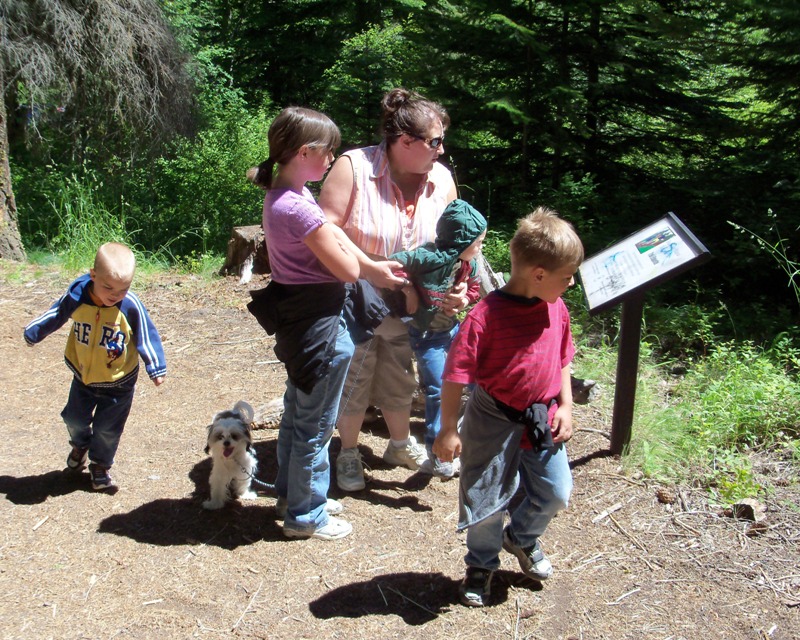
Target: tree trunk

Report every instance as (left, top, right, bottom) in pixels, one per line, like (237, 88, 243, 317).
(0, 64, 26, 262)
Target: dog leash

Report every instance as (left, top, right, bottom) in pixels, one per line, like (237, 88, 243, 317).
(236, 457, 276, 491)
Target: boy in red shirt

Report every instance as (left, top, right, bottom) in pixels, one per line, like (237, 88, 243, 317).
(433, 206, 584, 607)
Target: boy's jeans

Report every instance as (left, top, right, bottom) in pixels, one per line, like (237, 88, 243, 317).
(408, 324, 459, 449)
(61, 374, 137, 468)
(465, 443, 572, 570)
(277, 317, 354, 533)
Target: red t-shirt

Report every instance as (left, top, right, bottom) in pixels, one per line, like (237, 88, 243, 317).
(444, 290, 575, 413)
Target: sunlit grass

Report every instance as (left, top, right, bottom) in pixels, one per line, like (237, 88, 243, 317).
(623, 340, 800, 502)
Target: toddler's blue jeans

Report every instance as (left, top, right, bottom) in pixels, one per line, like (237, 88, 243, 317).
(408, 324, 459, 449)
(61, 373, 137, 468)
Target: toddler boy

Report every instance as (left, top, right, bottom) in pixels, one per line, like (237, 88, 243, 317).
(389, 199, 487, 479)
(24, 242, 166, 491)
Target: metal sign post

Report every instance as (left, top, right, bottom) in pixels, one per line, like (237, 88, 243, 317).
(577, 212, 711, 455)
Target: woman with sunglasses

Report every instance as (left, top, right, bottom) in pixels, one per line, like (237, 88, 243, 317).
(319, 87, 466, 492)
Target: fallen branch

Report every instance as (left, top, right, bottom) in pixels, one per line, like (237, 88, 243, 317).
(592, 502, 623, 523)
(597, 472, 647, 487)
(609, 513, 648, 552)
(576, 427, 611, 439)
(606, 587, 640, 605)
(377, 583, 388, 606)
(232, 580, 263, 630)
(380, 584, 438, 616)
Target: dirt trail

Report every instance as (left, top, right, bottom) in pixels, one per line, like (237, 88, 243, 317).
(0, 263, 797, 639)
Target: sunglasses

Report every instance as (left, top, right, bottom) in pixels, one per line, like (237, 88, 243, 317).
(408, 133, 445, 149)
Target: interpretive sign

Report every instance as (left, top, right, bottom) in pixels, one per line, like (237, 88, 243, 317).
(577, 212, 711, 454)
(579, 212, 711, 315)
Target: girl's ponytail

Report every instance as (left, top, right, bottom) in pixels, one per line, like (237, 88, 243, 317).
(247, 158, 275, 190)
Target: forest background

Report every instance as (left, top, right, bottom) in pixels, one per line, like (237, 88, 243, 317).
(1, 0, 799, 495)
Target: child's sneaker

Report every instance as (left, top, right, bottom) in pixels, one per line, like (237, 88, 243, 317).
(66, 445, 88, 471)
(382, 436, 427, 470)
(502, 526, 553, 580)
(419, 448, 461, 479)
(458, 567, 494, 607)
(283, 516, 352, 540)
(336, 448, 366, 491)
(88, 463, 117, 492)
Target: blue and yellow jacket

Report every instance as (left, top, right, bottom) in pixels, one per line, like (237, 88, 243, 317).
(23, 274, 167, 387)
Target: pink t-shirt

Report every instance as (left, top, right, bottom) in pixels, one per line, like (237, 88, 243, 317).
(445, 290, 575, 413)
(262, 187, 338, 285)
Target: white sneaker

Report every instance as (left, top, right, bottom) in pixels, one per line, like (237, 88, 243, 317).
(419, 450, 461, 479)
(336, 448, 366, 491)
(382, 436, 427, 470)
(283, 516, 353, 540)
(275, 497, 344, 519)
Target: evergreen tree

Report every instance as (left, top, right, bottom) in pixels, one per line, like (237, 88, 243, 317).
(199, 0, 419, 107)
(410, 1, 736, 236)
(320, 22, 424, 147)
(0, 0, 195, 259)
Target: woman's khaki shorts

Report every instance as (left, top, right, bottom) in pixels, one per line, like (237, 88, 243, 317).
(338, 315, 417, 416)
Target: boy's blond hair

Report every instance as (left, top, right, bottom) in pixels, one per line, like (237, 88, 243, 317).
(94, 243, 136, 281)
(509, 206, 584, 271)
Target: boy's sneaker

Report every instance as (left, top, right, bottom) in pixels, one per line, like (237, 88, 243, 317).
(66, 445, 88, 471)
(336, 448, 366, 491)
(88, 463, 117, 492)
(458, 567, 494, 607)
(382, 436, 427, 470)
(275, 497, 344, 520)
(283, 516, 352, 541)
(502, 527, 553, 580)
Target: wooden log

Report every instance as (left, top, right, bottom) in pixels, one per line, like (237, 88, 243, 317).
(219, 225, 270, 283)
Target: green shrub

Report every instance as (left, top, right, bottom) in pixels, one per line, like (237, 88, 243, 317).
(123, 93, 273, 258)
(481, 226, 512, 277)
(683, 342, 800, 447)
(627, 340, 800, 500)
(642, 295, 724, 361)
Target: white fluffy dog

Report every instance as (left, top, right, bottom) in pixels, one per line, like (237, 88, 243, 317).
(203, 400, 258, 510)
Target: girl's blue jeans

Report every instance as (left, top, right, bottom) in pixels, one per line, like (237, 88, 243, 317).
(408, 324, 459, 449)
(464, 443, 572, 570)
(61, 373, 137, 468)
(277, 317, 354, 533)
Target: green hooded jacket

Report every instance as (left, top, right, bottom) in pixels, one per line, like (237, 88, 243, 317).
(390, 199, 488, 331)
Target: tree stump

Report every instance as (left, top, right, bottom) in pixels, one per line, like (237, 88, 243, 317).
(218, 225, 270, 283)
(477, 253, 505, 297)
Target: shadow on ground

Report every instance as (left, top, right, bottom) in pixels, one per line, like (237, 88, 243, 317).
(97, 497, 283, 549)
(98, 440, 285, 549)
(0, 469, 90, 504)
(309, 570, 542, 624)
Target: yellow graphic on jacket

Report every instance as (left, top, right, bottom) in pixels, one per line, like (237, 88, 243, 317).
(65, 304, 140, 385)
